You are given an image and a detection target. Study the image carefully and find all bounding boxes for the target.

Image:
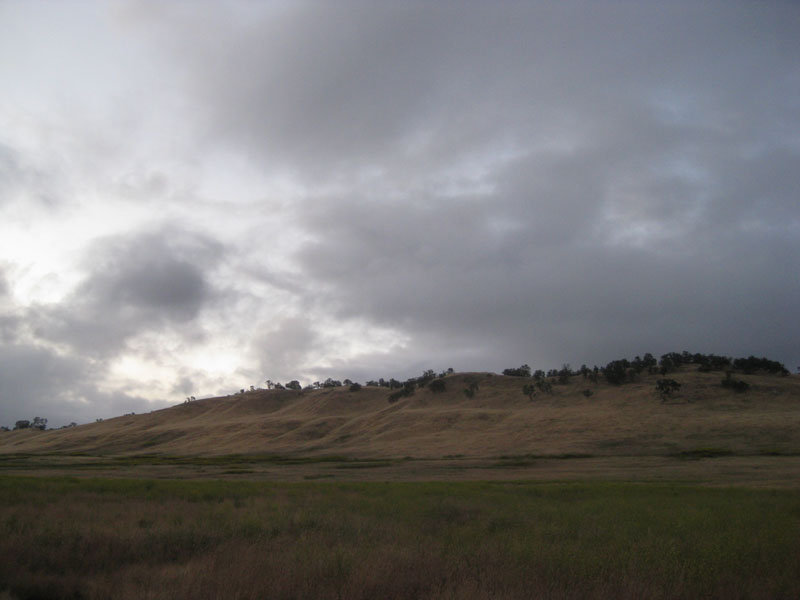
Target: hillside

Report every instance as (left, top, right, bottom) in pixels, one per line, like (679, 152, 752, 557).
(2, 368, 799, 459)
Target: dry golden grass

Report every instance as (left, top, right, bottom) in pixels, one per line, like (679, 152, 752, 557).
(3, 369, 799, 463)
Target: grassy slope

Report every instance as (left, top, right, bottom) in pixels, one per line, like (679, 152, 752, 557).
(2, 369, 799, 458)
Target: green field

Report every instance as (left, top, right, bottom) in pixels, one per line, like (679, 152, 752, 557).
(1, 476, 798, 599)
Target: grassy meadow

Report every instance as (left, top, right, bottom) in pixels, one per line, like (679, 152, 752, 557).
(2, 476, 799, 599)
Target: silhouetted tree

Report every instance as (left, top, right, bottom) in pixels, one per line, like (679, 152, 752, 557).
(285, 380, 302, 390)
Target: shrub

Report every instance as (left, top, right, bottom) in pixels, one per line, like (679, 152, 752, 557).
(349, 382, 362, 392)
(522, 384, 536, 401)
(285, 380, 302, 391)
(582, 389, 594, 398)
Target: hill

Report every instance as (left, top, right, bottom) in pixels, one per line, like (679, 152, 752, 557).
(2, 368, 799, 459)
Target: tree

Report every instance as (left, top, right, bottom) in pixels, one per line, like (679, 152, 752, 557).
(522, 384, 536, 401)
(349, 382, 362, 392)
(655, 379, 681, 402)
(604, 360, 629, 385)
(462, 379, 480, 398)
(14, 420, 30, 430)
(503, 364, 531, 377)
(285, 380, 302, 390)
(31, 417, 47, 430)
(428, 379, 446, 393)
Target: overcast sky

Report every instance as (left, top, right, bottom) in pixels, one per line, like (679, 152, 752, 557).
(1, 1, 798, 426)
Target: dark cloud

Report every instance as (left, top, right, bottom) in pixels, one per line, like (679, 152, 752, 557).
(41, 226, 225, 357)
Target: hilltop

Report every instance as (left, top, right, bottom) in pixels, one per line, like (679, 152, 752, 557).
(2, 367, 799, 460)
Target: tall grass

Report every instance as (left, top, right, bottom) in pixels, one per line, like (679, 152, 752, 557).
(1, 477, 799, 599)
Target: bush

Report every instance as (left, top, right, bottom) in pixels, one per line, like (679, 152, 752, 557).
(582, 389, 594, 398)
(349, 383, 362, 392)
(721, 372, 750, 392)
(285, 380, 302, 391)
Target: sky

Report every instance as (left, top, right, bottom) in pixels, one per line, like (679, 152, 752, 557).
(1, 1, 798, 427)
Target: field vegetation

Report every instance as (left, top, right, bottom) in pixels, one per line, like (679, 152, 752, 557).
(2, 476, 800, 600)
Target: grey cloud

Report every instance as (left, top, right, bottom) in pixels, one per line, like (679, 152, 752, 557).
(149, 1, 798, 373)
(0, 342, 156, 427)
(3, 0, 797, 429)
(41, 226, 225, 357)
(155, 3, 799, 181)
(252, 316, 319, 382)
(294, 179, 800, 373)
(0, 141, 62, 207)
